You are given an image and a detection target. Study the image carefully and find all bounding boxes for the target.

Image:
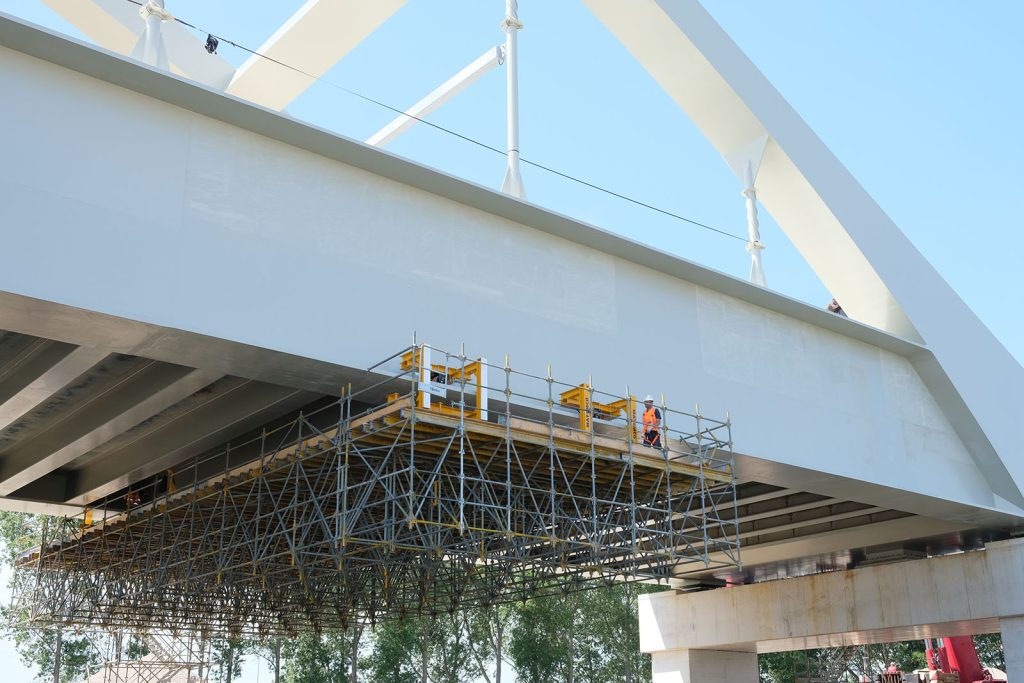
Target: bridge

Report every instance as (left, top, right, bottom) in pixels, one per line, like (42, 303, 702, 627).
(1, 0, 1021, 679)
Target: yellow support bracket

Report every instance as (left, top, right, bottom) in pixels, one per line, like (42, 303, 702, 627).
(595, 395, 639, 443)
(559, 384, 593, 431)
(560, 384, 637, 441)
(403, 346, 487, 419)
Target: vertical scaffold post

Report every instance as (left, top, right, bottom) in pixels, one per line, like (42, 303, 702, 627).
(417, 344, 431, 411)
(504, 354, 513, 539)
(546, 365, 557, 542)
(188, 448, 200, 584)
(588, 378, 598, 561)
(341, 386, 351, 556)
(409, 341, 420, 533)
(256, 428, 266, 576)
(660, 394, 675, 563)
(478, 358, 489, 421)
(696, 403, 709, 564)
(457, 346, 467, 535)
(334, 390, 343, 551)
(293, 414, 304, 558)
(627, 395, 638, 444)
(409, 365, 416, 529)
(626, 385, 637, 574)
(157, 458, 168, 570)
(219, 441, 232, 584)
(727, 410, 740, 568)
(30, 517, 48, 621)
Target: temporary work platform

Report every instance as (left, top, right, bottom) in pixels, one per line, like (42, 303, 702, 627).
(16, 345, 739, 637)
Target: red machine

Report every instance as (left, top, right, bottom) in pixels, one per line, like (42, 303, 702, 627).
(925, 637, 1005, 683)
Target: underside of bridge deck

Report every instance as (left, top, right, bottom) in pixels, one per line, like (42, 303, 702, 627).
(0, 329, 320, 510)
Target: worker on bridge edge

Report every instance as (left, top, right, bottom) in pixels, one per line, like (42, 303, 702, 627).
(642, 395, 662, 448)
(827, 297, 847, 317)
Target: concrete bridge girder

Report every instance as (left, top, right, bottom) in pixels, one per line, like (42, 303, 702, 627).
(641, 538, 1024, 682)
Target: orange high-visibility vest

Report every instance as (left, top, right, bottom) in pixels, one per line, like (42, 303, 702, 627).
(642, 406, 659, 433)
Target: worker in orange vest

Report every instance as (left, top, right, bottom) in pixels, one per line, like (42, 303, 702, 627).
(641, 395, 662, 448)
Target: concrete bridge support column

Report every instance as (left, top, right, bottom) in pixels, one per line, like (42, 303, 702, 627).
(651, 648, 758, 683)
(640, 539, 1024, 681)
(1001, 617, 1024, 682)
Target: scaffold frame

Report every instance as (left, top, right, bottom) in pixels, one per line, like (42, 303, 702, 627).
(15, 344, 740, 637)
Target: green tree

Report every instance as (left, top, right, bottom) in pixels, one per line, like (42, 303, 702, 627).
(509, 590, 583, 683)
(426, 616, 473, 683)
(458, 604, 515, 683)
(124, 634, 150, 660)
(282, 633, 333, 683)
(210, 638, 250, 683)
(280, 628, 363, 683)
(584, 583, 657, 683)
(366, 619, 421, 683)
(7, 627, 102, 683)
(0, 511, 105, 682)
(759, 651, 803, 683)
(261, 638, 284, 683)
(509, 583, 661, 683)
(365, 615, 474, 683)
(759, 641, 929, 683)
(974, 634, 1005, 670)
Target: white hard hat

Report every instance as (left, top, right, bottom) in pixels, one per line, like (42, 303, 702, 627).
(643, 394, 655, 403)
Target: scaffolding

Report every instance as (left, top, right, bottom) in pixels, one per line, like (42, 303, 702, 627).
(15, 344, 740, 637)
(86, 633, 210, 683)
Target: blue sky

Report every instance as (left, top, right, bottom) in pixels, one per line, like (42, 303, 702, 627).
(0, 1, 1021, 680)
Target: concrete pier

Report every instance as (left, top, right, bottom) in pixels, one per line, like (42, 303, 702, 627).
(652, 649, 758, 683)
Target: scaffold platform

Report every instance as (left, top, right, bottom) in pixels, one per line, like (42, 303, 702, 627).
(16, 344, 740, 637)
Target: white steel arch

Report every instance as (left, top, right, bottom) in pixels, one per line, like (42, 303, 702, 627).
(580, 0, 1024, 509)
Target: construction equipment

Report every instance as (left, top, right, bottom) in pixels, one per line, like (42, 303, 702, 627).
(558, 382, 638, 442)
(924, 637, 1006, 683)
(399, 345, 487, 419)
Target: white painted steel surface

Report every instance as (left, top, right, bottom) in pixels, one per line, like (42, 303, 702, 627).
(129, 0, 169, 71)
(41, 0, 234, 88)
(724, 135, 769, 287)
(499, 0, 525, 199)
(225, 0, 407, 111)
(0, 16, 1020, 534)
(367, 45, 504, 148)
(741, 162, 765, 286)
